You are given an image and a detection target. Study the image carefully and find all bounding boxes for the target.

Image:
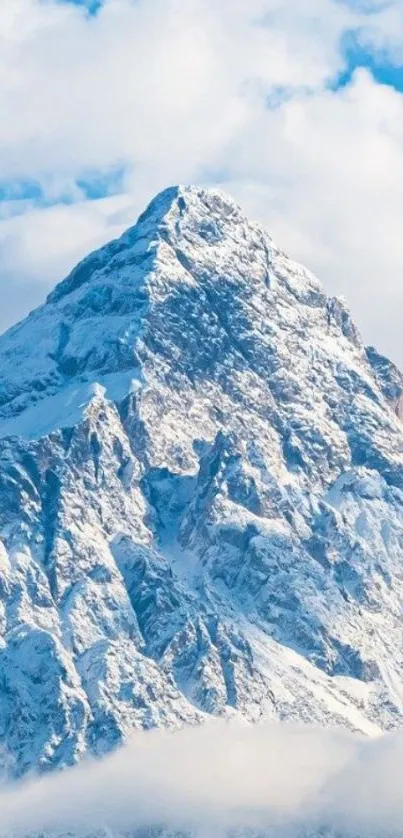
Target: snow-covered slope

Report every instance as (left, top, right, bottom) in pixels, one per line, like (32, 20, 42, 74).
(1, 185, 403, 777)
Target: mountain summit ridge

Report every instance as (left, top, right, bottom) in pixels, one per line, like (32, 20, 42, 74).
(0, 185, 403, 776)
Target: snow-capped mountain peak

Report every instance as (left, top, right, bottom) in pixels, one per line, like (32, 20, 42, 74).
(0, 186, 403, 776)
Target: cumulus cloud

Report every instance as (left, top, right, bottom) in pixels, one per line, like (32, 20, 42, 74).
(1, 0, 403, 364)
(0, 721, 403, 838)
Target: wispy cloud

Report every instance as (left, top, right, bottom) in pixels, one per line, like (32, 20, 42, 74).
(0, 721, 403, 837)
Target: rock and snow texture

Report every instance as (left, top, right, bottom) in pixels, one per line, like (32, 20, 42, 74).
(0, 185, 403, 776)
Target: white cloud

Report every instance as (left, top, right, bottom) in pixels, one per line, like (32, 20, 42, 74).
(1, 0, 403, 364)
(1, 721, 403, 837)
(0, 0, 354, 183)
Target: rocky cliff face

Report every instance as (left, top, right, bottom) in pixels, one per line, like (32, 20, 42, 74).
(0, 185, 403, 777)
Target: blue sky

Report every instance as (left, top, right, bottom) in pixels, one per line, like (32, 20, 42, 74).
(1, 0, 403, 365)
(61, 0, 102, 12)
(334, 29, 403, 89)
